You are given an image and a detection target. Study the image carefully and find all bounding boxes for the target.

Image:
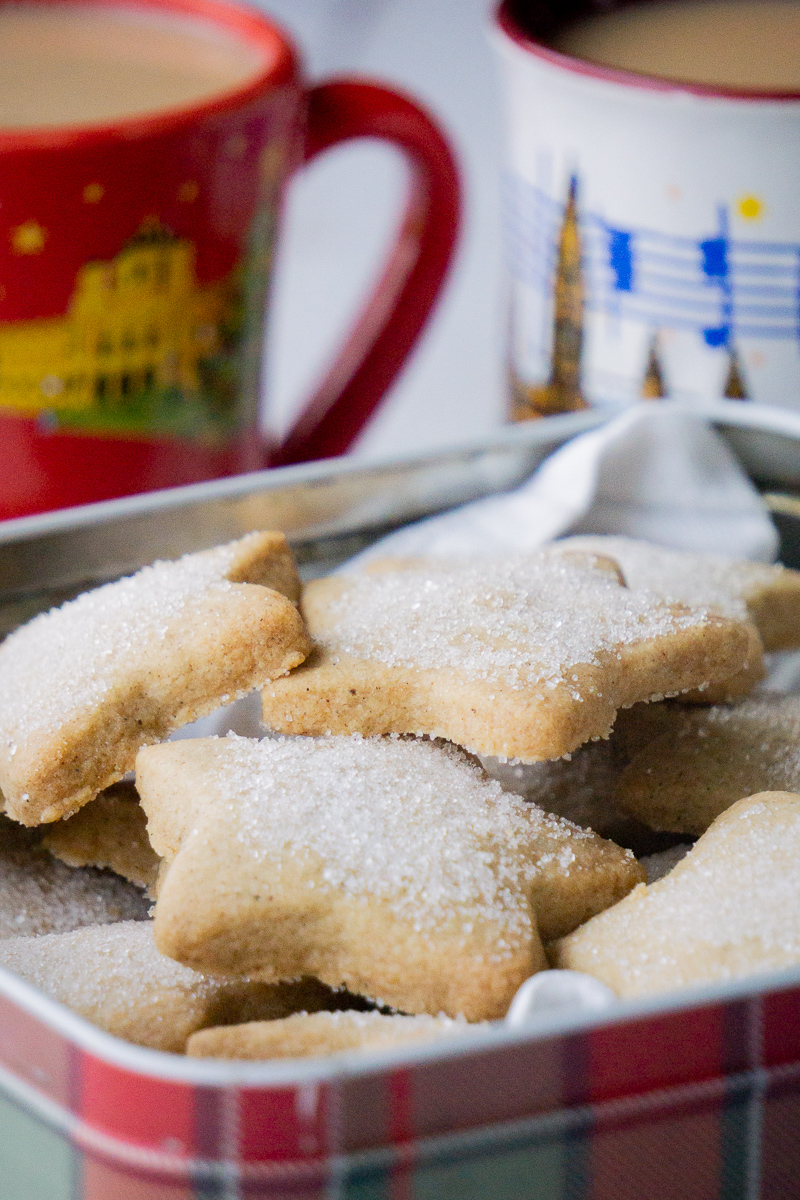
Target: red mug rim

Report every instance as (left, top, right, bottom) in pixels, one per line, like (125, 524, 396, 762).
(496, 0, 800, 103)
(0, 0, 298, 153)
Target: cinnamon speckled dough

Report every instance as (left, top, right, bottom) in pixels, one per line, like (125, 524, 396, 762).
(0, 814, 149, 937)
(261, 554, 755, 763)
(554, 537, 776, 703)
(554, 791, 800, 997)
(43, 782, 161, 895)
(556, 536, 800, 651)
(136, 735, 643, 1021)
(616, 694, 800, 835)
(187, 1010, 472, 1060)
(0, 921, 362, 1052)
(0, 532, 311, 826)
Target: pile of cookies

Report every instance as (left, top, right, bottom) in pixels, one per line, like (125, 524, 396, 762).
(1, 529, 799, 1059)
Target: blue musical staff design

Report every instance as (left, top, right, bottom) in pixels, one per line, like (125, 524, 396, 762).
(505, 173, 800, 347)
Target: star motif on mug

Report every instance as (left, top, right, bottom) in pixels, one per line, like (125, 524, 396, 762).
(11, 221, 47, 255)
(224, 133, 248, 158)
(83, 183, 105, 204)
(738, 195, 765, 221)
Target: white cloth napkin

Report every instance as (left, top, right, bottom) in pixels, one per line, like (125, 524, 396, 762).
(345, 404, 779, 567)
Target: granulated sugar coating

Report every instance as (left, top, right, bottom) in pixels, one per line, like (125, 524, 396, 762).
(0, 539, 275, 745)
(0, 921, 225, 1051)
(317, 556, 714, 690)
(555, 791, 800, 997)
(263, 552, 751, 762)
(0, 532, 310, 825)
(617, 694, 800, 834)
(139, 735, 642, 1019)
(0, 815, 149, 937)
(557, 536, 800, 652)
(0, 921, 331, 1052)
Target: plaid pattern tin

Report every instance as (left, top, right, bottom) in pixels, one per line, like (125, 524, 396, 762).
(2, 405, 800, 1200)
(2, 963, 800, 1200)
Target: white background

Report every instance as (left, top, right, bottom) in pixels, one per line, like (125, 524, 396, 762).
(254, 0, 508, 460)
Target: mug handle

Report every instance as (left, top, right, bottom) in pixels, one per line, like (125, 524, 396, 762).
(268, 79, 460, 467)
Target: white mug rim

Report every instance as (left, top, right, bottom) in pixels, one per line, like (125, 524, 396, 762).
(496, 0, 800, 103)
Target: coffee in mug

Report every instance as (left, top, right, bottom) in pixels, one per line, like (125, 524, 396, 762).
(0, 0, 459, 520)
(0, 4, 266, 127)
(495, 0, 800, 420)
(552, 0, 800, 91)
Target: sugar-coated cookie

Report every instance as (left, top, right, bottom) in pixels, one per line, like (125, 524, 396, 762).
(557, 536, 800, 651)
(617, 694, 800, 834)
(43, 782, 160, 894)
(187, 1010, 471, 1060)
(0, 532, 311, 826)
(554, 791, 800, 997)
(0, 814, 148, 937)
(0, 921, 354, 1052)
(136, 735, 643, 1020)
(261, 554, 754, 762)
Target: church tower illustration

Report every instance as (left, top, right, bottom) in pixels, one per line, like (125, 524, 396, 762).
(511, 175, 588, 419)
(641, 333, 667, 399)
(723, 343, 749, 399)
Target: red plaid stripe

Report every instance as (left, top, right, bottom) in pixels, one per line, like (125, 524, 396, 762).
(0, 978, 799, 1196)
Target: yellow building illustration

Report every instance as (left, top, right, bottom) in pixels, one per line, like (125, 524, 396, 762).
(0, 219, 235, 420)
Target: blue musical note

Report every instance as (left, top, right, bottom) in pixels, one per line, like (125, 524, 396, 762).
(504, 173, 800, 345)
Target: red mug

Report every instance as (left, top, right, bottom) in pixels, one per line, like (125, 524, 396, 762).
(0, 0, 459, 520)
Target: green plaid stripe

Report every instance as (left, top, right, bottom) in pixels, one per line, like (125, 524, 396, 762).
(0, 1090, 78, 1200)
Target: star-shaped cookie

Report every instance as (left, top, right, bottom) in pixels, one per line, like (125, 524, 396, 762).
(136, 734, 643, 1020)
(616, 694, 800, 834)
(187, 1010, 470, 1060)
(555, 791, 800, 997)
(43, 782, 161, 894)
(261, 554, 755, 762)
(0, 921, 355, 1052)
(557, 536, 800, 651)
(0, 532, 311, 825)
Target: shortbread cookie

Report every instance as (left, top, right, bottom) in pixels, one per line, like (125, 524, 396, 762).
(136, 735, 643, 1020)
(0, 814, 149, 937)
(478, 742, 634, 838)
(0, 532, 312, 826)
(0, 921, 358, 1052)
(555, 792, 800, 997)
(187, 1010, 469, 1060)
(557, 536, 800, 651)
(261, 554, 754, 762)
(43, 782, 160, 894)
(617, 694, 800, 834)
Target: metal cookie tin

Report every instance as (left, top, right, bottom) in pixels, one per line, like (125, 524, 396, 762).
(2, 401, 800, 1200)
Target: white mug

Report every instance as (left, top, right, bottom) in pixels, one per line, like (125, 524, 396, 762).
(494, 1, 800, 419)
